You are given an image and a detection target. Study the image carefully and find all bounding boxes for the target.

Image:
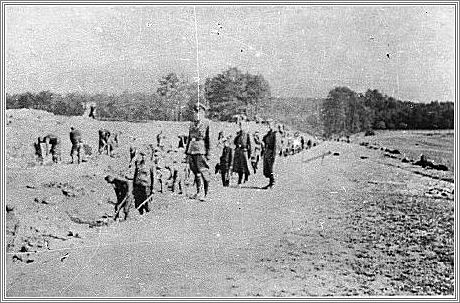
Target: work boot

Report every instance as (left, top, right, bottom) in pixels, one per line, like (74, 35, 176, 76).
(238, 173, 243, 185)
(192, 191, 205, 201)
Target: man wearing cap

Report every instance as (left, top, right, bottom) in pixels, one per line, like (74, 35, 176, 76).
(69, 127, 83, 164)
(262, 120, 279, 189)
(185, 102, 211, 201)
(104, 174, 132, 221)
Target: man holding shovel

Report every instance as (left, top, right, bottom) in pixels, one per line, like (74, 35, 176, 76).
(132, 150, 155, 215)
(104, 175, 132, 221)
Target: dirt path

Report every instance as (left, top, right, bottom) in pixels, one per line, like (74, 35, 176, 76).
(5, 141, 454, 297)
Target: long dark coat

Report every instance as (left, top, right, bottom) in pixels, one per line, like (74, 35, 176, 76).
(232, 131, 251, 175)
(262, 130, 277, 178)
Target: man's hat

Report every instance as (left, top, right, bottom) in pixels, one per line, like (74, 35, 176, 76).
(193, 102, 208, 112)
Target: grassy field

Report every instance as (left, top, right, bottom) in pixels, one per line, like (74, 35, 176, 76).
(352, 130, 455, 172)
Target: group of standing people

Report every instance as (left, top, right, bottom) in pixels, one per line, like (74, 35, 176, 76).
(216, 118, 279, 190)
(33, 101, 293, 223)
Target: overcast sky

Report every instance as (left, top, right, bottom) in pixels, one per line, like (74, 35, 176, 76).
(5, 5, 456, 102)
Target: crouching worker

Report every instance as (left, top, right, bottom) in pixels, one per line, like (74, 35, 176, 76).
(98, 129, 111, 155)
(34, 137, 45, 165)
(69, 127, 83, 164)
(44, 134, 61, 163)
(167, 149, 188, 195)
(104, 175, 132, 221)
(132, 150, 154, 215)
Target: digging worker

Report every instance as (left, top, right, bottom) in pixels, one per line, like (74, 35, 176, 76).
(98, 129, 111, 155)
(89, 103, 96, 119)
(44, 134, 61, 163)
(262, 121, 278, 189)
(157, 131, 165, 150)
(69, 127, 83, 164)
(107, 131, 119, 157)
(233, 121, 252, 185)
(185, 102, 211, 201)
(104, 175, 132, 221)
(34, 137, 45, 164)
(132, 149, 154, 215)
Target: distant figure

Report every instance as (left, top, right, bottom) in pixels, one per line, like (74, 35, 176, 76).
(251, 131, 263, 174)
(167, 149, 188, 195)
(98, 129, 111, 155)
(233, 121, 252, 185)
(185, 102, 211, 201)
(301, 136, 305, 150)
(129, 146, 138, 168)
(89, 104, 96, 119)
(152, 148, 167, 193)
(262, 120, 278, 189)
(217, 130, 224, 142)
(44, 134, 61, 163)
(157, 131, 165, 150)
(108, 132, 119, 156)
(178, 135, 188, 149)
(104, 175, 132, 221)
(69, 127, 83, 164)
(34, 138, 45, 165)
(132, 150, 154, 215)
(307, 139, 312, 149)
(219, 137, 233, 187)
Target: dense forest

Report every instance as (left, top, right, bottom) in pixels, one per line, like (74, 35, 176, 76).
(321, 87, 454, 138)
(6, 67, 454, 137)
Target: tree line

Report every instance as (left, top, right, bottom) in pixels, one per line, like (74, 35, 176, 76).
(6, 67, 453, 136)
(6, 67, 270, 123)
(6, 82, 201, 122)
(321, 87, 454, 137)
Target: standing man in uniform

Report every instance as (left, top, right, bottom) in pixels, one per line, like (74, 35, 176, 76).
(232, 121, 252, 185)
(262, 121, 278, 189)
(69, 127, 83, 164)
(132, 150, 154, 215)
(185, 102, 210, 201)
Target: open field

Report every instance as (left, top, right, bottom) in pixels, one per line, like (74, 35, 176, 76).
(4, 109, 455, 297)
(352, 130, 455, 172)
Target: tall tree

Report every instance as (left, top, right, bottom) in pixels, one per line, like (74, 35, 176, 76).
(204, 67, 271, 121)
(157, 73, 193, 121)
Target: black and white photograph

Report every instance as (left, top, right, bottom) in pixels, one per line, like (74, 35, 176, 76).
(1, 1, 458, 299)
